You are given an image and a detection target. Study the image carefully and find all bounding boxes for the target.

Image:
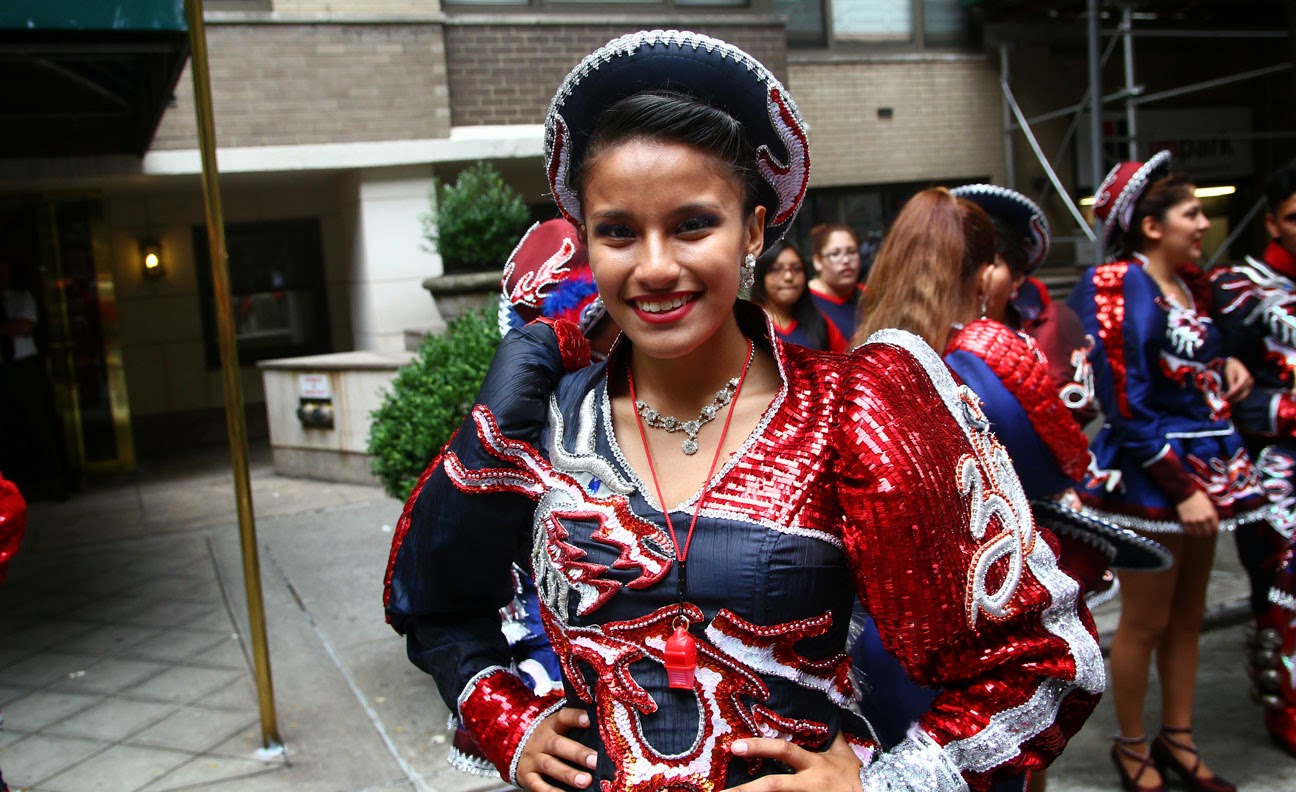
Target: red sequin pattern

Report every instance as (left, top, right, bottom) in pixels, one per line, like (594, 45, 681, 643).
(458, 669, 564, 782)
(538, 602, 850, 792)
(947, 319, 1092, 482)
(1278, 394, 1296, 439)
(1093, 262, 1132, 418)
(536, 316, 592, 372)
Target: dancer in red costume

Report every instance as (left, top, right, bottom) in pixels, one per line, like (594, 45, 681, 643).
(0, 473, 27, 792)
(854, 187, 1166, 792)
(1209, 162, 1296, 756)
(750, 241, 846, 352)
(386, 31, 1101, 792)
(807, 224, 864, 341)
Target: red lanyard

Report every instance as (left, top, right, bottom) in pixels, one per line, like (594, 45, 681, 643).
(626, 337, 754, 689)
(627, 337, 753, 573)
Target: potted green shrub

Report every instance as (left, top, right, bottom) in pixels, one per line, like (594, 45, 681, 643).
(423, 161, 531, 273)
(367, 308, 501, 499)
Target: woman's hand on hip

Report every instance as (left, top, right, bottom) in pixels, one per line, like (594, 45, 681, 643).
(723, 732, 863, 791)
(1222, 357, 1253, 403)
(1176, 489, 1219, 536)
(515, 707, 598, 791)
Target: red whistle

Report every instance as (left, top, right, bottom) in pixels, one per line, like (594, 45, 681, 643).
(664, 624, 697, 689)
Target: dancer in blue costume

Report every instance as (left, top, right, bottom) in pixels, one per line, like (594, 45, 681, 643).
(1069, 151, 1269, 792)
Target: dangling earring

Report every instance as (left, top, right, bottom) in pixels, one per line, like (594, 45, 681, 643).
(739, 253, 756, 291)
(978, 294, 988, 318)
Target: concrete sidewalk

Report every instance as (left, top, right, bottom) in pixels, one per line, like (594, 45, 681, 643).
(0, 442, 1291, 790)
(0, 443, 502, 792)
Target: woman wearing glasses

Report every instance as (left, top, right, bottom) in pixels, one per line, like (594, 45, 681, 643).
(808, 224, 864, 340)
(750, 240, 847, 352)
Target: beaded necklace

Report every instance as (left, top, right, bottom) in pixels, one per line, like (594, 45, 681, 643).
(626, 338, 754, 689)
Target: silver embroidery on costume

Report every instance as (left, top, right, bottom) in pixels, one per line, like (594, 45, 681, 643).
(548, 390, 635, 496)
(859, 726, 968, 792)
(862, 329, 1105, 782)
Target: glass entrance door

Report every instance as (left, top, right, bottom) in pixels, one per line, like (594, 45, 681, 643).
(0, 195, 136, 480)
(42, 197, 135, 475)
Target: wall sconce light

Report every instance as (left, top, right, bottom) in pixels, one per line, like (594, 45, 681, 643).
(140, 239, 164, 279)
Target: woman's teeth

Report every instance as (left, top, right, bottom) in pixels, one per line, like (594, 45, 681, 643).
(636, 295, 692, 313)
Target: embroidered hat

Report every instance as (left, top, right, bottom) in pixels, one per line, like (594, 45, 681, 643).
(1031, 498, 1171, 572)
(1091, 149, 1173, 254)
(950, 184, 1051, 273)
(544, 29, 810, 254)
(498, 219, 605, 337)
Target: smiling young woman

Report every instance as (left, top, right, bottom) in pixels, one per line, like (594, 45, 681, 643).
(385, 30, 1102, 792)
(1068, 152, 1271, 792)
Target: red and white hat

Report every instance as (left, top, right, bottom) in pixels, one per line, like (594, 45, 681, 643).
(544, 30, 810, 255)
(1091, 149, 1172, 254)
(498, 219, 604, 337)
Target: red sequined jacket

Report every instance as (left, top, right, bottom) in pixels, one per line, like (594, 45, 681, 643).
(384, 311, 1102, 792)
(0, 474, 25, 586)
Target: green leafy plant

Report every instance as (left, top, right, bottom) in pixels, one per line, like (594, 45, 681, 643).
(368, 309, 501, 499)
(423, 162, 531, 272)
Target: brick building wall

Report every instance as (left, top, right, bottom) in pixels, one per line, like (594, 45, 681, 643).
(788, 56, 1003, 188)
(269, 0, 432, 14)
(443, 22, 788, 127)
(151, 23, 451, 150)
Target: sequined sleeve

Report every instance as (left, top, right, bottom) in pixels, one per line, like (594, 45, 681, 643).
(383, 321, 587, 779)
(0, 474, 26, 585)
(1210, 265, 1269, 371)
(836, 330, 1103, 791)
(945, 319, 1091, 496)
(1068, 262, 1200, 502)
(1211, 260, 1296, 439)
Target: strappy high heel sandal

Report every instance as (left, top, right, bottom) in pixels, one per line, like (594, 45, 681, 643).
(1150, 726, 1235, 792)
(1112, 735, 1165, 792)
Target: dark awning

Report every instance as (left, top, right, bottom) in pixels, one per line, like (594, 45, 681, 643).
(0, 1, 189, 158)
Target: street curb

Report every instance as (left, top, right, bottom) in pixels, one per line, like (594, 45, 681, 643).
(1097, 596, 1252, 655)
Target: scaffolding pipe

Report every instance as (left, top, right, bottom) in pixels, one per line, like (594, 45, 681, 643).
(1129, 62, 1293, 106)
(1087, 0, 1105, 264)
(1002, 81, 1096, 242)
(1012, 86, 1141, 129)
(1034, 30, 1123, 207)
(1121, 6, 1139, 159)
(1000, 43, 1015, 188)
(1101, 28, 1288, 39)
(1204, 196, 1267, 270)
(183, 0, 282, 752)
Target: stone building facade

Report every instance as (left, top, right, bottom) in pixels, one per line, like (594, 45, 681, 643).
(3, 0, 1284, 472)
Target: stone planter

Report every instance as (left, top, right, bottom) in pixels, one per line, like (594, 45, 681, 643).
(259, 350, 415, 485)
(421, 270, 503, 331)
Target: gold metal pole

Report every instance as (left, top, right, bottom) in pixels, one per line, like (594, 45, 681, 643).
(183, 0, 281, 750)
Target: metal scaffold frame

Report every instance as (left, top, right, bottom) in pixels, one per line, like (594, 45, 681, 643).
(997, 1, 1294, 268)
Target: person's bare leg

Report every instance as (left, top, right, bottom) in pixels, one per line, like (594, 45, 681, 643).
(1109, 534, 1182, 787)
(1155, 534, 1219, 780)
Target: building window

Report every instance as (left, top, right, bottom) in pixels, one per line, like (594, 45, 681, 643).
(773, 0, 977, 49)
(192, 218, 331, 367)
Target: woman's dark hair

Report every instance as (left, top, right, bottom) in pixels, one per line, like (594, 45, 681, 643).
(1117, 172, 1196, 259)
(990, 216, 1030, 278)
(575, 90, 761, 215)
(1267, 163, 1296, 212)
(750, 240, 830, 350)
